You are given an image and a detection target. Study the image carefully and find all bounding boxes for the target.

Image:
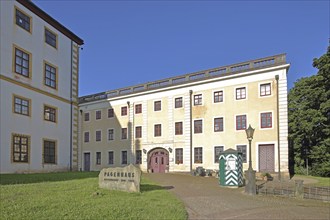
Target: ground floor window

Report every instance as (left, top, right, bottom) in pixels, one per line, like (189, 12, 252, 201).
(194, 147, 203, 163)
(122, 151, 127, 164)
(12, 134, 29, 163)
(237, 145, 247, 163)
(43, 140, 56, 164)
(136, 150, 142, 164)
(108, 151, 114, 165)
(96, 152, 101, 165)
(175, 148, 183, 164)
(214, 146, 224, 163)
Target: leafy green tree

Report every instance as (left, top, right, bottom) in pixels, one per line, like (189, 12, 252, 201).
(288, 46, 330, 177)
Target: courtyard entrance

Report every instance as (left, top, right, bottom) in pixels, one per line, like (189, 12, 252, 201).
(148, 148, 169, 173)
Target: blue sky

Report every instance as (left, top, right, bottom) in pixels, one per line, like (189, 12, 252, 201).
(35, 0, 329, 97)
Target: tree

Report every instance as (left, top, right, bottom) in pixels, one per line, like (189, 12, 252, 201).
(288, 46, 330, 177)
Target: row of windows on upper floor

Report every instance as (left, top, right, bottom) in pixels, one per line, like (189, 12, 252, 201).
(13, 94, 58, 123)
(12, 8, 59, 89)
(15, 7, 58, 48)
(83, 83, 272, 122)
(88, 145, 247, 167)
(83, 112, 273, 142)
(11, 133, 57, 164)
(13, 44, 59, 90)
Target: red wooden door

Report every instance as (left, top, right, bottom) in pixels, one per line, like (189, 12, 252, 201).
(259, 144, 275, 172)
(149, 149, 168, 173)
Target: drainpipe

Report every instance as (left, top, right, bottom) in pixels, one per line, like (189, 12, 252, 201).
(127, 101, 132, 164)
(189, 90, 193, 173)
(79, 109, 83, 171)
(132, 102, 135, 164)
(69, 41, 73, 171)
(275, 75, 281, 181)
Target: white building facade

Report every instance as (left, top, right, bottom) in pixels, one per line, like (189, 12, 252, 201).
(0, 0, 83, 173)
(78, 54, 290, 176)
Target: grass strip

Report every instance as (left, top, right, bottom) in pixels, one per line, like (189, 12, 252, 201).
(0, 172, 187, 220)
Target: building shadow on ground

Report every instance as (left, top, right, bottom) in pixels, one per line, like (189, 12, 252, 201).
(0, 171, 99, 185)
(141, 184, 174, 192)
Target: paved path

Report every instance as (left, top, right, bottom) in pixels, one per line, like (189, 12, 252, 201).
(144, 173, 330, 220)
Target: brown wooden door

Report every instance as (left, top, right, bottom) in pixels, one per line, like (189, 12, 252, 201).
(259, 144, 275, 172)
(149, 149, 168, 173)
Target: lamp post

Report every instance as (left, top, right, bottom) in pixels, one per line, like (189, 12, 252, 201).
(245, 124, 256, 195)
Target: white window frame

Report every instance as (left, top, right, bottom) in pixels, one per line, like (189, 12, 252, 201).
(154, 123, 162, 137)
(259, 111, 274, 130)
(234, 113, 248, 132)
(234, 85, 248, 101)
(153, 100, 162, 112)
(213, 116, 225, 133)
(258, 81, 273, 98)
(174, 96, 184, 109)
(121, 127, 128, 140)
(213, 145, 225, 164)
(121, 106, 128, 116)
(107, 128, 115, 141)
(236, 144, 248, 164)
(95, 130, 102, 142)
(83, 131, 90, 143)
(213, 89, 225, 104)
(174, 121, 184, 136)
(107, 108, 114, 118)
(135, 125, 142, 139)
(95, 110, 102, 120)
(108, 151, 115, 165)
(193, 118, 204, 134)
(84, 111, 91, 123)
(193, 146, 204, 164)
(135, 103, 142, 114)
(121, 150, 128, 165)
(193, 93, 203, 106)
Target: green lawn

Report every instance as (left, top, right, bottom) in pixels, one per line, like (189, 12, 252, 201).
(0, 172, 187, 220)
(294, 174, 330, 187)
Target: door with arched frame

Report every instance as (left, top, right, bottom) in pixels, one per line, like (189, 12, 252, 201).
(148, 148, 169, 173)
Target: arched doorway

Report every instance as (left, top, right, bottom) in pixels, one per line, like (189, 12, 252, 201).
(148, 148, 169, 173)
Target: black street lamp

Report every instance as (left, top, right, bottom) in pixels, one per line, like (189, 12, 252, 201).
(245, 124, 256, 195)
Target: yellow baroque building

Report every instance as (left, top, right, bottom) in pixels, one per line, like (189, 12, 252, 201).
(78, 54, 290, 176)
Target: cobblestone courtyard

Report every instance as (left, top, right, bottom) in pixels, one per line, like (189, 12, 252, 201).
(145, 173, 329, 220)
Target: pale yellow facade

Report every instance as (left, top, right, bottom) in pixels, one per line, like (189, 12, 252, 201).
(0, 0, 83, 173)
(79, 54, 289, 175)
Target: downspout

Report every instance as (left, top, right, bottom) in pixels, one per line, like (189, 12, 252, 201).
(79, 109, 83, 171)
(189, 90, 193, 173)
(131, 102, 135, 164)
(69, 41, 73, 171)
(127, 101, 132, 164)
(275, 75, 281, 180)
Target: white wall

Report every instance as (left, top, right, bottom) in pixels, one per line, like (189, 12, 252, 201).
(0, 1, 75, 173)
(0, 1, 72, 99)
